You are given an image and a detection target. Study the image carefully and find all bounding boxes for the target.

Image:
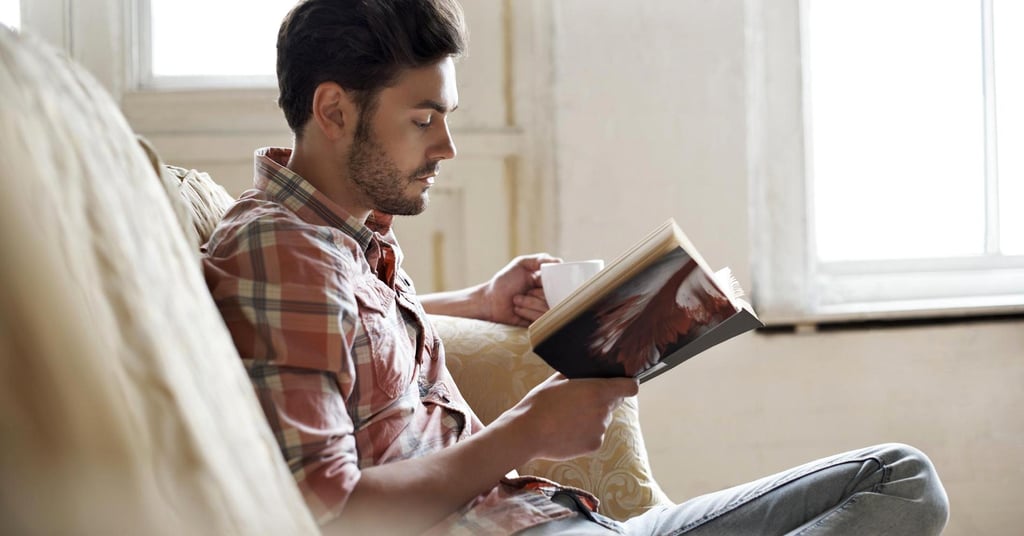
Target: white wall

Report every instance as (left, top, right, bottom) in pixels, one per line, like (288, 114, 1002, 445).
(553, 1, 750, 284)
(551, 1, 1024, 534)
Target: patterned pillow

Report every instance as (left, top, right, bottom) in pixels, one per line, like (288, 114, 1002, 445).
(135, 136, 236, 250)
(163, 165, 235, 246)
(431, 314, 673, 521)
(136, 136, 201, 250)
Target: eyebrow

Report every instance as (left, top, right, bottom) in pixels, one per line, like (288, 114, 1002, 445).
(413, 99, 459, 114)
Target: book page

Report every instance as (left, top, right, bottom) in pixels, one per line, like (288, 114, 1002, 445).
(637, 306, 763, 383)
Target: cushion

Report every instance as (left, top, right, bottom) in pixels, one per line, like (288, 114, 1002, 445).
(136, 135, 236, 249)
(137, 135, 201, 251)
(432, 314, 673, 521)
(163, 164, 236, 246)
(0, 28, 317, 534)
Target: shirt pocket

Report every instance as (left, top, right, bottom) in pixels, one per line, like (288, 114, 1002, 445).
(420, 379, 470, 439)
(352, 278, 416, 400)
(395, 289, 440, 364)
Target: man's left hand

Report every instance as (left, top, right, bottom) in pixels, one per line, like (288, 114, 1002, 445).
(481, 254, 561, 327)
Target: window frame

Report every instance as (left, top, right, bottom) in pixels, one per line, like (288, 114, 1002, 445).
(133, 0, 281, 90)
(19, 0, 279, 95)
(747, 0, 1024, 326)
(14, 0, 289, 191)
(20, 0, 131, 99)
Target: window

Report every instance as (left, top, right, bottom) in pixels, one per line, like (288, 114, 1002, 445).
(993, 1, 1024, 255)
(1, 0, 20, 30)
(749, 0, 1024, 325)
(139, 0, 295, 88)
(808, 0, 1022, 262)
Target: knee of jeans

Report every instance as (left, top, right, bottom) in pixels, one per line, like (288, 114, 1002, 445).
(878, 443, 950, 528)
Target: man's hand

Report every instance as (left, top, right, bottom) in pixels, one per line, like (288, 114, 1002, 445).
(419, 253, 560, 326)
(481, 253, 561, 326)
(495, 374, 640, 461)
(327, 373, 637, 535)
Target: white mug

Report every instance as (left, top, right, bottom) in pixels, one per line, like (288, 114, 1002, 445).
(541, 259, 605, 307)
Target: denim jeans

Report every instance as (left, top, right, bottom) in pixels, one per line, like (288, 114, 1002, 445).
(519, 443, 949, 535)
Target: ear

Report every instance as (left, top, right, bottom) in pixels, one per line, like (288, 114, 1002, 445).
(310, 81, 357, 142)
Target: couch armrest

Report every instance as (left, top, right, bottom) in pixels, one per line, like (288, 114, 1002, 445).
(430, 314, 673, 521)
(0, 30, 317, 534)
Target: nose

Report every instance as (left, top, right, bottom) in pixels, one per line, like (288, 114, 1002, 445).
(431, 120, 457, 161)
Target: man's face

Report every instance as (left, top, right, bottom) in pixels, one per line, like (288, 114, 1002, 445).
(346, 57, 458, 216)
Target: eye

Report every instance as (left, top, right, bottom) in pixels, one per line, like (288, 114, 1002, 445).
(413, 117, 433, 129)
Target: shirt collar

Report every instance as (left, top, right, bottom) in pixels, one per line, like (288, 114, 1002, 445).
(253, 147, 397, 252)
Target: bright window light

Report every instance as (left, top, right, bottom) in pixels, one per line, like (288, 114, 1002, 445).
(150, 0, 295, 78)
(0, 0, 20, 31)
(996, 0, 1024, 255)
(807, 0, 987, 262)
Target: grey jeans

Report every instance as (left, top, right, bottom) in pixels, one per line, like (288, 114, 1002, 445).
(519, 443, 949, 535)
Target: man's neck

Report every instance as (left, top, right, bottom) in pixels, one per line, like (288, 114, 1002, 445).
(286, 142, 373, 223)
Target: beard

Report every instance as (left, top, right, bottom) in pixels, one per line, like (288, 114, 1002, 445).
(346, 122, 438, 216)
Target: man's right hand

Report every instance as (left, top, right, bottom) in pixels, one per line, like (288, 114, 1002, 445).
(494, 374, 640, 462)
(328, 374, 638, 535)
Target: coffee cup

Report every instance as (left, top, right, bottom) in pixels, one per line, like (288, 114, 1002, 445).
(540, 259, 605, 308)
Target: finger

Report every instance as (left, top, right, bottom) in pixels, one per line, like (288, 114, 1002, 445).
(615, 377, 640, 397)
(526, 287, 547, 299)
(519, 253, 563, 271)
(513, 317, 530, 327)
(514, 293, 549, 312)
(514, 305, 544, 323)
(515, 300, 550, 320)
(583, 377, 638, 397)
(518, 293, 549, 312)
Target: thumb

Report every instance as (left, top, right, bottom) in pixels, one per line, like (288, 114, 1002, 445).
(614, 377, 638, 397)
(611, 377, 640, 397)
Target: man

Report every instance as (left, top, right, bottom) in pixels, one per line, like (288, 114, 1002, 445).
(202, 1, 949, 534)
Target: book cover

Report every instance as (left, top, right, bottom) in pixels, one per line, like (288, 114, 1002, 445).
(528, 219, 764, 383)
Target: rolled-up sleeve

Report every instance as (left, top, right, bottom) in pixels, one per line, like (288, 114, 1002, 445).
(204, 211, 364, 523)
(249, 366, 360, 523)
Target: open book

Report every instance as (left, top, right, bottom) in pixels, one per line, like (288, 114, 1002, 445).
(528, 219, 764, 383)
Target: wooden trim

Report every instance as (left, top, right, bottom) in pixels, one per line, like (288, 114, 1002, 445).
(504, 156, 520, 258)
(432, 231, 446, 292)
(502, 0, 516, 127)
(509, 0, 558, 255)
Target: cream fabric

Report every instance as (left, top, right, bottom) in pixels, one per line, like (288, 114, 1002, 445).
(0, 29, 318, 535)
(137, 136, 202, 252)
(163, 164, 236, 247)
(432, 314, 674, 521)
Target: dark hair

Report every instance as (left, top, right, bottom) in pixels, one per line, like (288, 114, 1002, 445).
(277, 0, 467, 137)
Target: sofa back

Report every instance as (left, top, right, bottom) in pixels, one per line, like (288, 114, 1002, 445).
(0, 28, 318, 535)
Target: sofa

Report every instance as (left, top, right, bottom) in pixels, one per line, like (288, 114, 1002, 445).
(0, 28, 670, 534)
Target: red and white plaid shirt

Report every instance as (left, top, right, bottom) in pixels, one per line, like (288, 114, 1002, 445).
(202, 148, 590, 534)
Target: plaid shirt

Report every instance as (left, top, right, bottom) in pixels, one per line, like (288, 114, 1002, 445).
(202, 148, 589, 535)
